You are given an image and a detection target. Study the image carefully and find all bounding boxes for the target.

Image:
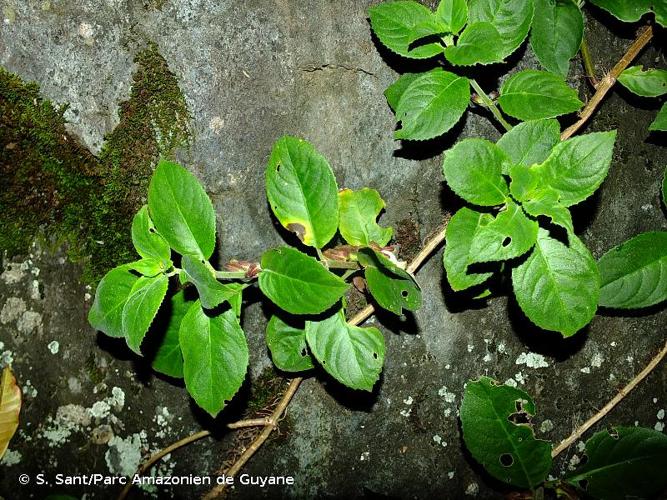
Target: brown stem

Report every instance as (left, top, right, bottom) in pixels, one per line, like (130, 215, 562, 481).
(117, 418, 271, 500)
(552, 339, 667, 458)
(562, 25, 653, 141)
(203, 221, 450, 498)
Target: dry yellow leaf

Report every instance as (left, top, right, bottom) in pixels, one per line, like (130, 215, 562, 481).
(0, 366, 21, 460)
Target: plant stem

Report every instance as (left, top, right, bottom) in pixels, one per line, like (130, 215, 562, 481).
(580, 36, 599, 87)
(562, 25, 653, 141)
(470, 79, 513, 132)
(324, 259, 360, 270)
(214, 270, 251, 280)
(116, 418, 271, 500)
(552, 338, 667, 458)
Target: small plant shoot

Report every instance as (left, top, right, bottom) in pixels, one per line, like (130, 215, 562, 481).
(90, 139, 421, 416)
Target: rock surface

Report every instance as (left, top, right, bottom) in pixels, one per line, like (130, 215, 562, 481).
(1, 1, 666, 499)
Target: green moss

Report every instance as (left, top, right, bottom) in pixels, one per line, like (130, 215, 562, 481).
(0, 42, 190, 282)
(246, 367, 288, 416)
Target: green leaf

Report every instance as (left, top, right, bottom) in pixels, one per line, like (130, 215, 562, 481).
(512, 229, 599, 336)
(357, 248, 421, 315)
(131, 205, 171, 262)
(618, 65, 667, 97)
(649, 102, 667, 132)
(259, 247, 349, 315)
(151, 291, 188, 378)
(445, 22, 505, 66)
(443, 208, 494, 291)
(663, 166, 667, 207)
(179, 302, 248, 417)
(496, 119, 561, 170)
(588, 0, 661, 24)
(122, 274, 169, 353)
(126, 257, 168, 277)
(338, 188, 393, 247)
(393, 68, 470, 141)
(538, 131, 616, 206)
(88, 265, 139, 338)
(566, 426, 667, 500)
(368, 1, 446, 59)
(498, 70, 584, 121)
(520, 188, 575, 235)
(598, 231, 667, 309)
(436, 0, 468, 34)
(447, 0, 534, 65)
(529, 0, 583, 77)
(266, 316, 314, 372)
(384, 73, 421, 112)
(148, 159, 216, 259)
(181, 255, 247, 310)
(442, 138, 510, 206)
(265, 136, 339, 248)
(306, 309, 385, 391)
(468, 201, 539, 264)
(460, 376, 552, 489)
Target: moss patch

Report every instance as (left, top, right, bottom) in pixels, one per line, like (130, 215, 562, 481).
(0, 42, 190, 282)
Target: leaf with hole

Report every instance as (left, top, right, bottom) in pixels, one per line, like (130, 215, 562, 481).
(512, 230, 599, 336)
(520, 188, 575, 235)
(266, 316, 314, 372)
(88, 265, 139, 338)
(357, 248, 421, 315)
(597, 231, 667, 309)
(499, 70, 583, 121)
(338, 188, 393, 247)
(443, 208, 494, 291)
(368, 1, 447, 59)
(442, 138, 510, 206)
(529, 0, 583, 77)
(496, 119, 561, 170)
(122, 274, 169, 354)
(151, 291, 189, 379)
(306, 309, 385, 391)
(126, 257, 168, 277)
(649, 102, 667, 132)
(393, 68, 470, 141)
(179, 302, 248, 417)
(565, 426, 667, 500)
(259, 247, 349, 315)
(266, 136, 339, 248)
(182, 255, 247, 310)
(148, 159, 216, 259)
(618, 65, 667, 97)
(436, 0, 467, 34)
(0, 367, 21, 460)
(538, 131, 616, 206)
(131, 205, 171, 262)
(468, 201, 539, 264)
(460, 376, 552, 489)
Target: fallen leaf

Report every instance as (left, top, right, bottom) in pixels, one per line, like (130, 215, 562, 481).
(0, 366, 22, 459)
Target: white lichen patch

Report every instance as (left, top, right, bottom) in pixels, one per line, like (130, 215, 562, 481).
(68, 377, 82, 394)
(40, 404, 91, 447)
(359, 451, 370, 461)
(105, 431, 147, 476)
(515, 352, 549, 369)
(497, 342, 506, 354)
(154, 406, 172, 439)
(590, 352, 604, 368)
(89, 401, 111, 419)
(504, 378, 517, 388)
(514, 372, 526, 385)
(109, 387, 125, 411)
(576, 441, 586, 453)
(1, 297, 26, 324)
(17, 310, 43, 335)
(657, 409, 665, 420)
(568, 454, 581, 471)
(22, 379, 37, 398)
(432, 434, 448, 448)
(654, 422, 665, 432)
(399, 407, 412, 418)
(447, 471, 455, 480)
(465, 482, 479, 496)
(30, 280, 41, 300)
(539, 420, 554, 433)
(209, 116, 225, 135)
(403, 396, 413, 405)
(47, 341, 60, 354)
(0, 449, 22, 466)
(1, 263, 26, 284)
(438, 386, 456, 403)
(580, 367, 591, 374)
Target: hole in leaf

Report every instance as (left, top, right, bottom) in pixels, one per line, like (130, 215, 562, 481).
(508, 410, 530, 425)
(300, 348, 307, 357)
(579, 479, 589, 491)
(373, 352, 378, 359)
(499, 453, 514, 467)
(579, 454, 589, 466)
(401, 290, 409, 297)
(502, 237, 511, 247)
(149, 227, 156, 233)
(515, 400, 524, 412)
(276, 163, 281, 172)
(608, 427, 619, 440)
